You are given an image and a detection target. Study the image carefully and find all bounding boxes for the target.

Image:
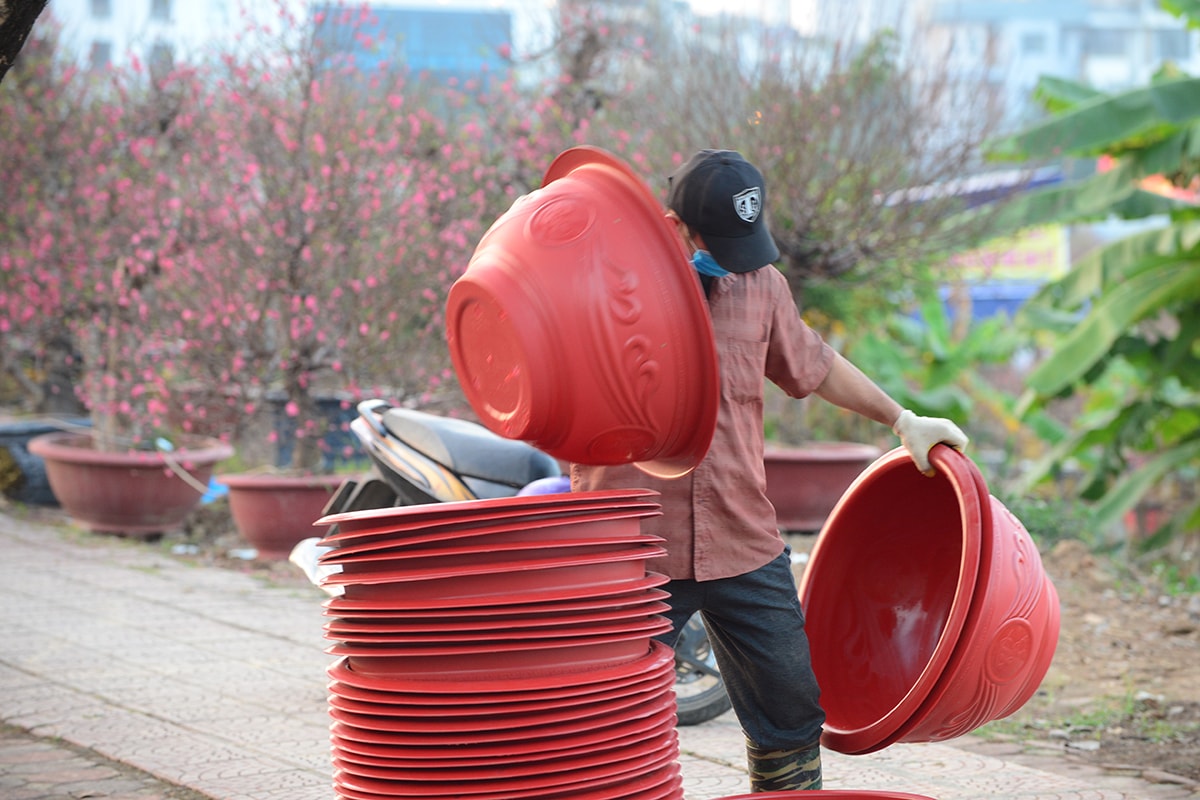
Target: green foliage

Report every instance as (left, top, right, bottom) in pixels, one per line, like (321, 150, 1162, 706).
(1151, 559, 1200, 595)
(1162, 0, 1200, 28)
(967, 1, 1200, 550)
(988, 75, 1200, 162)
(845, 292, 1022, 422)
(993, 491, 1096, 549)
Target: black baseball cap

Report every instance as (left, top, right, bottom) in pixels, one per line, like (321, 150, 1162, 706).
(666, 149, 780, 273)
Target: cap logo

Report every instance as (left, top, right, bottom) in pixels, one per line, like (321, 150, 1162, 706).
(733, 187, 762, 223)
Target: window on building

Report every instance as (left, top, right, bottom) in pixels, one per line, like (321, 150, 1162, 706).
(1156, 29, 1191, 60)
(150, 0, 171, 22)
(89, 39, 113, 69)
(149, 41, 174, 75)
(1020, 32, 1047, 56)
(1084, 29, 1127, 57)
(90, 0, 111, 19)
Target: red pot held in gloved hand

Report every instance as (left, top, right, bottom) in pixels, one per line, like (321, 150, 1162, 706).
(797, 445, 1059, 755)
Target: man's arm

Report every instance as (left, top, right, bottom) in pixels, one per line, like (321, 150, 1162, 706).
(812, 352, 904, 427)
(813, 352, 968, 475)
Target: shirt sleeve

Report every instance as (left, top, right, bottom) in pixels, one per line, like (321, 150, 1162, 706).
(762, 268, 835, 398)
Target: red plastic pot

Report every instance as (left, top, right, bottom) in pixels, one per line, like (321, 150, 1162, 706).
(890, 478, 1061, 743)
(328, 639, 674, 695)
(327, 512, 661, 569)
(326, 543, 665, 596)
(317, 487, 660, 539)
(445, 146, 719, 479)
(798, 445, 1059, 755)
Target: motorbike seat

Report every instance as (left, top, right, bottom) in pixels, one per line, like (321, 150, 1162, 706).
(380, 408, 561, 490)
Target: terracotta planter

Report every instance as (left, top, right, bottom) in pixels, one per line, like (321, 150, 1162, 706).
(28, 431, 233, 537)
(221, 473, 346, 560)
(764, 442, 882, 532)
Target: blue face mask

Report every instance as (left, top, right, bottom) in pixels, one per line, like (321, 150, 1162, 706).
(692, 249, 731, 278)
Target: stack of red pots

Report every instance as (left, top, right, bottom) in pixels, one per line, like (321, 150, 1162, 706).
(315, 488, 684, 800)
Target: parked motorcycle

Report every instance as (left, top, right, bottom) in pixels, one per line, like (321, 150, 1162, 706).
(323, 398, 731, 726)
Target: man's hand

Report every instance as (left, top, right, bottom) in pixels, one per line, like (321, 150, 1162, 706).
(892, 409, 969, 476)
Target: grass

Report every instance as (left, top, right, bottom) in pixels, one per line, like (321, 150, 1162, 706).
(974, 688, 1199, 746)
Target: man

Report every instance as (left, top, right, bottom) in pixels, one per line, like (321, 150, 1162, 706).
(571, 149, 968, 792)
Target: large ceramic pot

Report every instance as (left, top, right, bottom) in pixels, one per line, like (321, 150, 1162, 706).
(28, 430, 233, 537)
(221, 472, 346, 560)
(763, 442, 882, 532)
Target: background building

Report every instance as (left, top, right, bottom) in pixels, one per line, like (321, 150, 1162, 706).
(46, 1, 1200, 128)
(312, 4, 512, 83)
(928, 0, 1200, 128)
(45, 0, 528, 78)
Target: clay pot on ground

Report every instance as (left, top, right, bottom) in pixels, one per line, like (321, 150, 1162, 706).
(763, 442, 882, 532)
(28, 430, 233, 537)
(220, 472, 347, 560)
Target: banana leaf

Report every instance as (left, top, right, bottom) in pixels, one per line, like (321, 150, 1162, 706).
(987, 76, 1200, 161)
(1028, 221, 1200, 309)
(1136, 499, 1200, 552)
(1109, 187, 1199, 218)
(953, 125, 1200, 241)
(1091, 438, 1200, 530)
(1033, 75, 1104, 113)
(944, 160, 1137, 237)
(1024, 259, 1200, 396)
(1138, 122, 1200, 172)
(1011, 412, 1116, 494)
(1161, 0, 1200, 27)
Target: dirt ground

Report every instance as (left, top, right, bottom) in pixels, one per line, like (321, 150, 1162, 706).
(994, 538, 1200, 788)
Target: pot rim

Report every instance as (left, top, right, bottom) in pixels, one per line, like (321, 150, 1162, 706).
(218, 472, 346, 490)
(763, 442, 884, 462)
(28, 430, 234, 468)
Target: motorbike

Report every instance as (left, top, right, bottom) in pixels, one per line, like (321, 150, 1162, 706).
(322, 398, 731, 726)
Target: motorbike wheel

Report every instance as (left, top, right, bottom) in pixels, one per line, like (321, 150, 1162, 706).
(673, 612, 731, 726)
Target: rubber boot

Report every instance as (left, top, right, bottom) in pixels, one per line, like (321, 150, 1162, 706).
(746, 738, 822, 792)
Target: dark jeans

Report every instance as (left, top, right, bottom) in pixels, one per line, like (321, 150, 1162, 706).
(658, 549, 825, 749)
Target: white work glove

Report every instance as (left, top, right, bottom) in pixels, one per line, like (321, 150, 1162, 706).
(892, 409, 969, 476)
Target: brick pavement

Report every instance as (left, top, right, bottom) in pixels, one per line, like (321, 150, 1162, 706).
(1, 722, 209, 799)
(0, 507, 1195, 800)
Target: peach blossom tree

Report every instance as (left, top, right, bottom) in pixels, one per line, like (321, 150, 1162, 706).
(159, 5, 542, 469)
(0, 25, 212, 450)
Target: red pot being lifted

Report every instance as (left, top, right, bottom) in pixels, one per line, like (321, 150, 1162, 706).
(445, 146, 719, 479)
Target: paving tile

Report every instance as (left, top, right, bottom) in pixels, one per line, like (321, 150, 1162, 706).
(2, 509, 1194, 800)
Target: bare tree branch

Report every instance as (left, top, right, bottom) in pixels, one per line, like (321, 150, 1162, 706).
(0, 0, 49, 85)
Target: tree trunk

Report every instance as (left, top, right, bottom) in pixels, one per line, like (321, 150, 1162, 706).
(0, 0, 50, 85)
